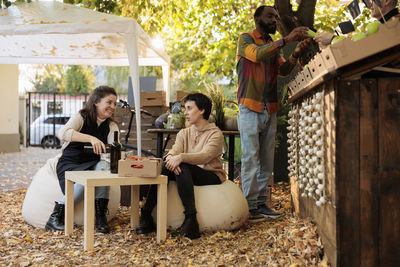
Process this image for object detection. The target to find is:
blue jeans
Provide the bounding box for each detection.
[238,104,277,210]
[58,161,110,205]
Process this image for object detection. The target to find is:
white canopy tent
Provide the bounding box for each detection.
[0,1,170,155]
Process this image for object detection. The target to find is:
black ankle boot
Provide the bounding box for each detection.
[95,198,110,234]
[45,202,65,231]
[136,209,155,234]
[173,214,200,239]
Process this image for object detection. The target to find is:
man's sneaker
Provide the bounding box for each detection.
[258,204,280,218]
[248,209,266,223]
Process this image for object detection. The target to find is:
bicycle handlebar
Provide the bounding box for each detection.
[119,99,152,116]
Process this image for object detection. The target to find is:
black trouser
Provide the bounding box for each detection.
[143,162,221,216]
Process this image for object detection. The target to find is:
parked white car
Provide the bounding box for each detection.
[29,114,71,148]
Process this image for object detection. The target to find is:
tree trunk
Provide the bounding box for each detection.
[275,0,319,66]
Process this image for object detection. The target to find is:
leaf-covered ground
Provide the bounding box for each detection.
[0,183,328,266]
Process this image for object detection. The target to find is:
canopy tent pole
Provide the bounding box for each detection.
[162,64,170,104]
[125,32,142,157]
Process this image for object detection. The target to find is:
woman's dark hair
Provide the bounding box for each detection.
[80,85,117,128]
[183,93,212,120]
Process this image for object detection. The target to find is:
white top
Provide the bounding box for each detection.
[59,113,119,152]
[0,1,170,66]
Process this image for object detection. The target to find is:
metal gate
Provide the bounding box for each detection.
[26,92,88,148]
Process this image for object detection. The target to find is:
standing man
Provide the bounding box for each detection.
[237,5,310,223]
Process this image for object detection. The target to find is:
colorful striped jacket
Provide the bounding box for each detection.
[236,29,297,114]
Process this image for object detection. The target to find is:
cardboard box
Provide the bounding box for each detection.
[118,157,162,177]
[287,79,297,96]
[308,56,322,81]
[141,91,166,106]
[303,67,313,82]
[312,52,329,78]
[291,16,400,99]
[295,72,306,92]
[321,17,400,71]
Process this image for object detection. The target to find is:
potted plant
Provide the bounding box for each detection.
[204,81,225,130]
[223,103,238,131]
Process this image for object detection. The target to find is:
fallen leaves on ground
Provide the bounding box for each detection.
[0,183,328,266]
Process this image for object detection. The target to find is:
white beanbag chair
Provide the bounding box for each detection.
[22,155,120,228]
[153,180,248,232]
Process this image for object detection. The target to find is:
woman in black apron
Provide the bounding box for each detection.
[45,86,119,234]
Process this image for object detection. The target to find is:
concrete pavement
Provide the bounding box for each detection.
[0,146,60,195]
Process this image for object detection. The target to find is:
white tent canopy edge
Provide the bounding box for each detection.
[0,1,171,156]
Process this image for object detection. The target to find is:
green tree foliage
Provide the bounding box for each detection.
[104,66,130,93]
[31,64,95,94]
[64,0,118,14]
[65,65,95,95]
[1,0,12,8]
[70,0,369,84]
[27,0,370,95]
[103,66,162,94]
[31,65,64,92]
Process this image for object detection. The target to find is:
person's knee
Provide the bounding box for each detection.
[178,163,191,172]
[162,162,191,175]
[161,162,169,175]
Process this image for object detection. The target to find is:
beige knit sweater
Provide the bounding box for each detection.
[167,123,226,182]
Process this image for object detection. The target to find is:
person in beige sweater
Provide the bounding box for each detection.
[136,93,226,239]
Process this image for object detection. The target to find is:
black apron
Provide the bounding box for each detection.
[56,119,110,194]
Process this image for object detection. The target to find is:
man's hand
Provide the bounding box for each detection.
[165,155,183,175]
[314,32,335,46]
[293,38,312,58]
[284,26,309,43]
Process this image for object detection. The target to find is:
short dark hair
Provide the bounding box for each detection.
[183,93,212,120]
[254,5,276,20]
[80,85,117,128]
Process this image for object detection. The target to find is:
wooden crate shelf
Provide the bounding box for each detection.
[113,105,169,154]
[289,77,400,267]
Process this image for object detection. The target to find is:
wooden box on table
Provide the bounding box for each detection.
[118,157,162,177]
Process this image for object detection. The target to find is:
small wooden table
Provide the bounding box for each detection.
[64,171,168,251]
[147,128,240,180]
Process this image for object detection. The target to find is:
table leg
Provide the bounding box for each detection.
[84,185,95,251]
[156,183,167,243]
[65,180,74,235]
[130,185,139,228]
[156,133,163,158]
[162,134,171,155]
[228,134,235,181]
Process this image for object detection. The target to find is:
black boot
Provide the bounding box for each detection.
[136,209,156,234]
[95,198,110,234]
[45,202,65,231]
[172,214,200,239]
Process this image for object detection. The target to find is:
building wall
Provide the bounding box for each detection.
[0,64,19,152]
